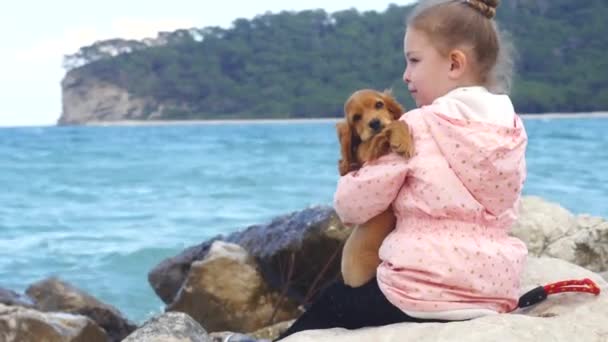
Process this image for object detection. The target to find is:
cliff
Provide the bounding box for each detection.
[60,71,163,125]
[58,0,608,124]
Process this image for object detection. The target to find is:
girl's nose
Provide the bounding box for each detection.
[403,69,410,84]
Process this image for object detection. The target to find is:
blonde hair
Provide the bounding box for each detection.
[408,0,514,94]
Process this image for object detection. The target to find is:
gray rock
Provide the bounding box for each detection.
[0,303,108,342]
[26,277,136,342]
[511,197,608,272]
[511,196,577,255]
[167,241,300,333]
[123,312,210,342]
[0,287,35,308]
[544,215,608,272]
[148,206,350,305]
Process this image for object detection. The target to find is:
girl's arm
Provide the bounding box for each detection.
[333,153,409,225]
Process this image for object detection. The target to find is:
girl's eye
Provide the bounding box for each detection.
[353,114,362,122]
[408,58,419,64]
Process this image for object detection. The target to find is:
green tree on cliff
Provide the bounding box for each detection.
[63,0,608,119]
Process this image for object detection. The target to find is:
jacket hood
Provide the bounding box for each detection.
[421,101,527,219]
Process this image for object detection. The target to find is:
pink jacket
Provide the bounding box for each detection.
[334,88,528,318]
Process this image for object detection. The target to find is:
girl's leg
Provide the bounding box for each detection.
[277,278,435,340]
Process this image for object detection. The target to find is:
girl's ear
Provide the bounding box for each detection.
[382,90,405,120]
[448,49,468,80]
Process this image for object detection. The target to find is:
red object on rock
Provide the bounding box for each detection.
[518,278,601,308]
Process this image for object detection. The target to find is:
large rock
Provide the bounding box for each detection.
[282,257,608,341]
[123,312,210,342]
[26,277,136,342]
[511,196,577,255]
[0,287,35,308]
[149,206,349,306]
[0,303,108,342]
[149,198,608,337]
[167,241,300,333]
[543,214,608,272]
[512,196,608,272]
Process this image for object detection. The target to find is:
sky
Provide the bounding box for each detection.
[0,0,415,127]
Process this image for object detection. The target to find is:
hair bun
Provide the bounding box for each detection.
[465,0,500,19]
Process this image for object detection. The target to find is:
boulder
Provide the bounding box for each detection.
[122,311,210,342]
[167,241,300,333]
[281,257,608,342]
[512,197,608,272]
[0,303,107,342]
[149,206,349,306]
[511,196,577,255]
[26,277,136,342]
[542,214,608,272]
[0,287,35,308]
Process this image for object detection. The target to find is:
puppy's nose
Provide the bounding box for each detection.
[369,119,382,131]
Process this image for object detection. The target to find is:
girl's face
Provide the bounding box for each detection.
[403,28,455,107]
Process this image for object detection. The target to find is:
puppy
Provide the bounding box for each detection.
[336,89,414,287]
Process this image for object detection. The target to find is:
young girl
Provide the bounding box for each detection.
[226,0,527,341]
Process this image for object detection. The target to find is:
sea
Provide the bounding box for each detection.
[1,116,607,323]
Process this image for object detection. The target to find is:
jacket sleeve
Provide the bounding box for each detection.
[333,153,409,225]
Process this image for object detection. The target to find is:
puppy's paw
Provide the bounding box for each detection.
[387,121,415,158]
[366,133,390,161]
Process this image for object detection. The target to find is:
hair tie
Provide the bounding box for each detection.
[463,0,497,19]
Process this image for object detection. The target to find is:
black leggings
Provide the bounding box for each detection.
[277,278,445,340]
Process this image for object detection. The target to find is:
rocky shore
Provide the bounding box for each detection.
[2,196,607,341]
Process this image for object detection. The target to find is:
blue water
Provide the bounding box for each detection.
[1,118,607,323]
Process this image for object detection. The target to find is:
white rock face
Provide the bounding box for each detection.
[59,72,165,125]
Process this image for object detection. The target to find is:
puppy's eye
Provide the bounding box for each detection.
[353,114,362,122]
[375,101,384,109]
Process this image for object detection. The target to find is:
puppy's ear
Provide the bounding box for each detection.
[337,121,356,176]
[382,90,405,120]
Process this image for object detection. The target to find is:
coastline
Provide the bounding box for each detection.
[520,111,608,119]
[82,117,342,127]
[79,111,608,127]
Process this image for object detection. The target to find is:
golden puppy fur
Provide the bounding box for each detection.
[336,89,414,287]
